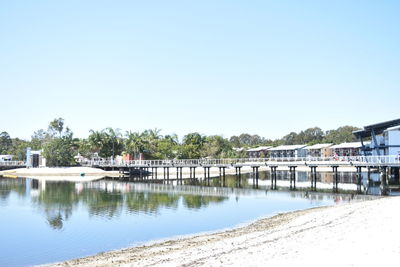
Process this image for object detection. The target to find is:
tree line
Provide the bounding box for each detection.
[0,118,360,166]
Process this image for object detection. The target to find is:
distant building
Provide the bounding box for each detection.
[268,145,307,158]
[304,143,333,157]
[246,146,272,158]
[330,142,369,157]
[0,155,13,162]
[353,118,400,156]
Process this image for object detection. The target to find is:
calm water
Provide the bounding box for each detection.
[0,176,370,266]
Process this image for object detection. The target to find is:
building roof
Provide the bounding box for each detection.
[268,145,307,151]
[330,142,370,149]
[353,118,400,138]
[385,125,400,132]
[246,146,272,152]
[304,143,333,150]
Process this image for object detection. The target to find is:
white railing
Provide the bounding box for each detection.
[80,155,400,167]
[0,161,25,166]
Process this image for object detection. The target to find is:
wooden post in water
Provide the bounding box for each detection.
[180,167,183,184]
[289,166,297,190]
[252,166,259,188]
[310,166,317,191]
[235,166,242,187]
[221,167,226,187]
[332,166,339,193]
[270,166,277,190]
[356,166,363,194]
[380,166,388,195]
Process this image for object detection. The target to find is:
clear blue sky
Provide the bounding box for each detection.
[1,0,399,140]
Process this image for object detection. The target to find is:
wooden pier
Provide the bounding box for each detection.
[81,156,400,194]
[0,161,25,171]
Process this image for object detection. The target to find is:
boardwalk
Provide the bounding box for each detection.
[0,161,25,171]
[80,156,400,168]
[79,156,399,195]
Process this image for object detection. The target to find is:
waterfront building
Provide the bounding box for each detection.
[246,146,272,158]
[384,126,400,156]
[0,155,13,162]
[268,145,307,158]
[304,143,333,157]
[329,142,368,157]
[353,118,400,156]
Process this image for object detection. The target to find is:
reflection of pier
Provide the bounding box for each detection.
[81,180,267,197]
[77,180,370,201]
[81,156,400,195]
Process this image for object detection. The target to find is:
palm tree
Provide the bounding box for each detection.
[125,131,147,159]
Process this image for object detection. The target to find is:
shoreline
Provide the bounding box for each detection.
[0,167,118,178]
[43,196,400,267]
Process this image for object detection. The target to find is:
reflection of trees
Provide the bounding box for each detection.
[81,190,123,219]
[126,192,179,214]
[0,178,26,202]
[182,195,226,209]
[47,213,64,230]
[0,179,230,231]
[34,182,78,230]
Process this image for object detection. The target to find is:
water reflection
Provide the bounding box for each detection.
[191,170,383,193]
[0,176,377,267]
[0,178,230,230]
[0,173,376,232]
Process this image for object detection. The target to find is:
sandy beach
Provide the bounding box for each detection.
[0,167,118,178]
[44,196,400,267]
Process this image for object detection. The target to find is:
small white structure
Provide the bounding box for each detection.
[268,145,307,158]
[29,150,46,167]
[304,143,333,157]
[246,146,272,158]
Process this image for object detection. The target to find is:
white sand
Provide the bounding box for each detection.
[45,196,400,267]
[0,167,118,177]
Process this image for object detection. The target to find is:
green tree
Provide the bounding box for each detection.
[323,126,360,144]
[202,135,234,158]
[180,132,205,159]
[9,138,30,160]
[0,131,12,154]
[125,131,147,159]
[88,128,124,159]
[31,129,49,150]
[42,119,78,166]
[48,118,65,138]
[151,134,179,159]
